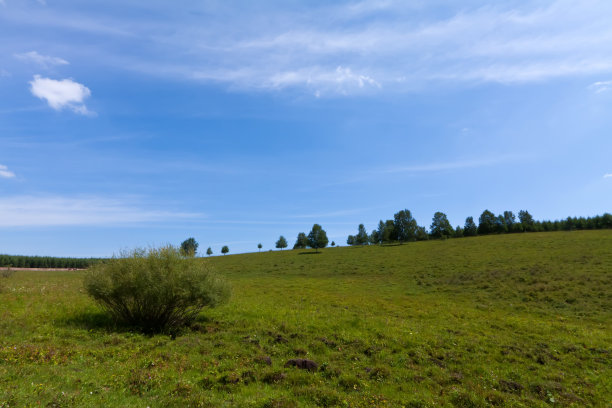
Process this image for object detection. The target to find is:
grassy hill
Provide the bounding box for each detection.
[1,231,610,407]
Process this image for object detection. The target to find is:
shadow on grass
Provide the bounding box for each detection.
[297,251,323,255]
[59,309,128,333]
[59,308,214,337]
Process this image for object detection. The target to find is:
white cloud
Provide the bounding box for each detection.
[383,155,527,174]
[7,0,612,94]
[604,173,612,178]
[15,51,68,68]
[0,196,200,227]
[29,75,93,115]
[0,165,16,179]
[589,80,612,93]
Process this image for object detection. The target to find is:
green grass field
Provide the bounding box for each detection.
[1,231,610,407]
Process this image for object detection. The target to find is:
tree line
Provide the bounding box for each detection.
[346,209,612,245]
[0,254,102,269]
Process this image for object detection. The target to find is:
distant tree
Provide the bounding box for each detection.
[478,210,497,235]
[355,224,369,245]
[495,215,508,234]
[376,220,386,244]
[307,224,329,253]
[384,220,397,242]
[454,225,464,238]
[518,210,535,231]
[503,211,516,231]
[257,243,262,252]
[394,209,418,243]
[368,230,379,245]
[415,226,429,241]
[221,246,229,255]
[293,232,308,249]
[276,236,288,250]
[180,237,199,257]
[347,235,355,246]
[464,216,478,236]
[430,212,453,239]
[206,247,213,256]
[331,241,336,247]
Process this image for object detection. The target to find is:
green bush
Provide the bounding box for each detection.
[84,246,230,333]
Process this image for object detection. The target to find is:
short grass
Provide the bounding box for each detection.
[0,230,610,407]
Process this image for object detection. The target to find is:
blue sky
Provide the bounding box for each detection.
[1,0,611,257]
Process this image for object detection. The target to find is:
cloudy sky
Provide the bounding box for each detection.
[1,0,611,256]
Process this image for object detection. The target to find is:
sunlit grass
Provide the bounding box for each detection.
[1,230,610,407]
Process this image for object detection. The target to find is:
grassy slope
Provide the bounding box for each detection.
[0,231,610,407]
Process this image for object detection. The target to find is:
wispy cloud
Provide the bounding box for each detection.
[0,164,16,179]
[604,173,612,178]
[5,1,612,95]
[589,80,612,93]
[15,51,69,68]
[382,155,526,174]
[29,75,94,115]
[0,196,200,227]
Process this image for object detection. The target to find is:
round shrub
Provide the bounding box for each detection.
[84,246,230,333]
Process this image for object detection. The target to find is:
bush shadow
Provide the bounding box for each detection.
[59,309,130,333]
[297,251,322,255]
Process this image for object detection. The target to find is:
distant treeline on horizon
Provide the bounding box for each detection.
[0,255,103,269]
[1,211,611,266]
[345,210,612,246]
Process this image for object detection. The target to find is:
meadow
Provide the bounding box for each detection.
[0,230,610,407]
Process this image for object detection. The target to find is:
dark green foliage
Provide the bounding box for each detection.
[293,232,308,249]
[331,241,335,247]
[430,212,453,239]
[415,226,429,241]
[354,224,369,245]
[495,215,508,234]
[464,217,478,237]
[180,237,198,257]
[206,247,213,256]
[503,211,516,230]
[307,224,329,252]
[0,254,101,269]
[221,246,229,255]
[346,235,355,245]
[368,230,379,244]
[258,243,263,252]
[518,210,535,231]
[394,209,418,243]
[454,226,464,238]
[83,246,230,333]
[383,219,397,242]
[276,236,288,250]
[478,210,497,235]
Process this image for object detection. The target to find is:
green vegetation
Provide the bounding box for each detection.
[84,247,230,333]
[180,238,199,257]
[276,236,288,250]
[0,254,101,269]
[1,231,610,407]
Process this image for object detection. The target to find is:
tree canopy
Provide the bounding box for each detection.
[221,246,229,255]
[180,237,199,257]
[276,236,288,250]
[293,232,308,249]
[430,212,453,238]
[394,210,418,243]
[307,224,329,252]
